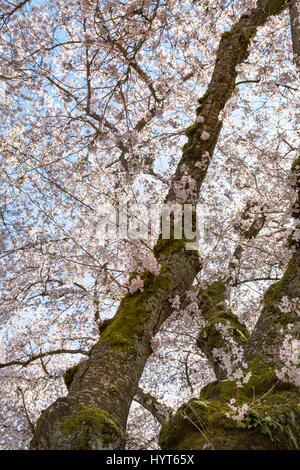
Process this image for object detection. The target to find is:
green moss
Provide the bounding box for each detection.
[200,358,277,402]
[248,253,299,361]
[182,143,190,154]
[200,281,227,312]
[100,269,172,350]
[291,156,300,231]
[98,318,113,335]
[184,90,210,138]
[159,386,300,450]
[99,235,199,352]
[263,256,297,323]
[236,407,299,449]
[185,122,200,138]
[269,0,289,16]
[57,404,121,449]
[100,292,148,350]
[221,31,234,39]
[153,237,188,258]
[244,358,277,395]
[63,364,81,390]
[200,379,235,402]
[196,90,210,115]
[160,353,299,449]
[291,156,300,173]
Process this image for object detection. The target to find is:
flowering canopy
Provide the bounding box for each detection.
[0,0,299,450]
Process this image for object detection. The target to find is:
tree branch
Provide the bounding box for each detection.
[133,387,172,425]
[0,349,89,369]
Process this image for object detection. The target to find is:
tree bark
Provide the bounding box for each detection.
[289,0,300,69]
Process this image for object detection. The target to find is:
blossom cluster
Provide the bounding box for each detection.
[212,321,251,387]
[225,398,250,422]
[275,332,300,386]
[277,296,300,316]
[128,275,144,294]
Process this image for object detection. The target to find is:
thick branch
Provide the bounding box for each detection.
[133,387,172,426]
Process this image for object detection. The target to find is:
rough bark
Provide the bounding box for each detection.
[30,0,289,450]
[289,0,300,69]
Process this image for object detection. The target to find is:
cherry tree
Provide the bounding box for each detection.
[0,0,299,450]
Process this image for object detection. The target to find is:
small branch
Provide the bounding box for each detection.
[233,276,280,286]
[39,357,50,376]
[275,82,299,91]
[184,352,194,393]
[236,79,261,85]
[0,349,89,369]
[17,386,35,435]
[0,0,31,27]
[184,404,215,450]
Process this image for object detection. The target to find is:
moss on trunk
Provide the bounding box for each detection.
[159,363,299,450]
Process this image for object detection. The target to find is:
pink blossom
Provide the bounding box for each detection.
[200,131,210,141]
[128,275,144,294]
